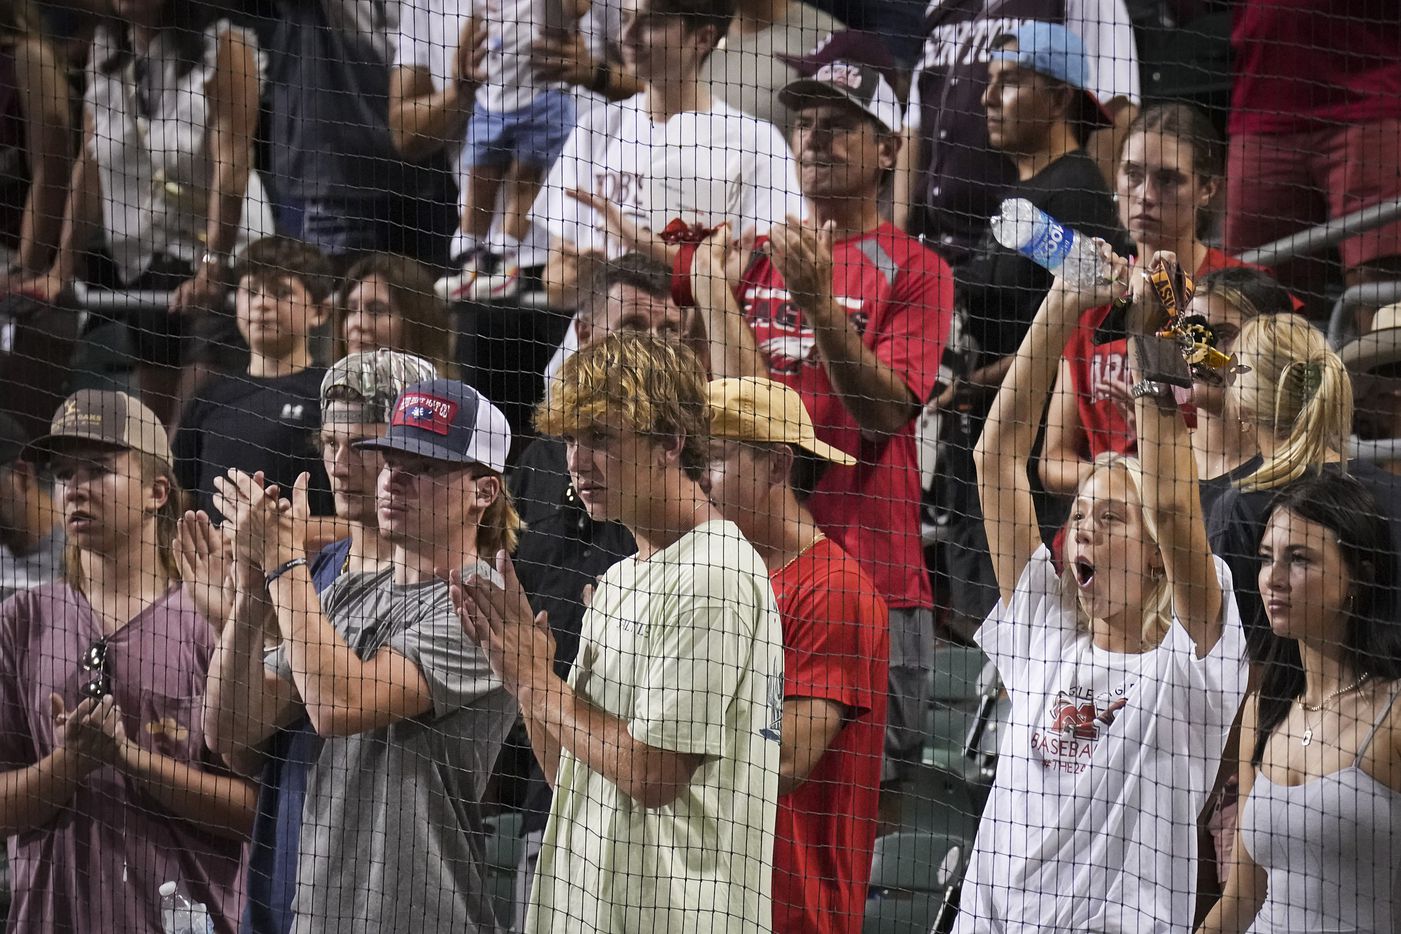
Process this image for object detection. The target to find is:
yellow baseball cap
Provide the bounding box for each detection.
[707,377,856,466]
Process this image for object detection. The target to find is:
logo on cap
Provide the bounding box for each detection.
[816,62,867,92]
[393,393,459,436]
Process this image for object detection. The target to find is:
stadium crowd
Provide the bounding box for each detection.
[0,0,1397,931]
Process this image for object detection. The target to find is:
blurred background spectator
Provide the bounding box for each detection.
[264,0,460,272]
[698,0,843,132]
[896,0,1139,265]
[332,251,458,379]
[0,0,70,286]
[0,414,61,602]
[1223,0,1401,316]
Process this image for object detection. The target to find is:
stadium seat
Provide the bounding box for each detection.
[864,830,966,934]
[900,764,983,844]
[928,643,988,705]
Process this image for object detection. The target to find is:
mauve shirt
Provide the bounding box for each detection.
[0,582,246,933]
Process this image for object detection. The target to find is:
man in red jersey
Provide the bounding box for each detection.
[694,44,953,789]
[702,376,889,934]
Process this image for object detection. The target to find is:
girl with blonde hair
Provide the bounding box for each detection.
[1207,312,1401,660]
[959,249,1248,932]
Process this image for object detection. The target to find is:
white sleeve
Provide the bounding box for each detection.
[975,546,1074,689]
[391,1,430,70]
[531,102,611,252]
[1067,0,1141,107]
[735,121,809,235]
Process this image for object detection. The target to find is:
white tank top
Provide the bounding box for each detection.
[1241,682,1401,934]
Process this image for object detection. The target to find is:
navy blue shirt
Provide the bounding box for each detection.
[240,537,351,934]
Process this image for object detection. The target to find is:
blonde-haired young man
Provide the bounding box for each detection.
[452,331,783,933]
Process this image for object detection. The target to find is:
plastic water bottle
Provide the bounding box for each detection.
[991,198,1107,286]
[159,881,213,934]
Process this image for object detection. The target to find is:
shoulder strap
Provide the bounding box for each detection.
[1355,680,1401,764]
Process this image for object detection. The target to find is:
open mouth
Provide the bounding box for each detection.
[1073,559,1096,588]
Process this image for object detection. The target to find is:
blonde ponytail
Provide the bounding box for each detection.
[1230,314,1352,492]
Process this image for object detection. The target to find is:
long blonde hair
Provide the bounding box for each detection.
[1229,314,1352,492]
[1062,453,1173,644]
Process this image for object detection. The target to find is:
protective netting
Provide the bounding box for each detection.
[0,1,1397,932]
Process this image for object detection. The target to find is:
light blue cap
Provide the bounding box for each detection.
[988,21,1110,126]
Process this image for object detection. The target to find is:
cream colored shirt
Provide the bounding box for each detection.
[526,520,784,934]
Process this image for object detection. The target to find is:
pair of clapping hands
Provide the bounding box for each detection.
[565,188,840,311]
[175,470,309,629]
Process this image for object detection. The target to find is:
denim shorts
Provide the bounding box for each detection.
[462,89,576,172]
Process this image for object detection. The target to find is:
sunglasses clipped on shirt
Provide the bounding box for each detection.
[80,637,110,700]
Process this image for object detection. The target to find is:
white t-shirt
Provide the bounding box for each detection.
[533,94,807,256]
[955,546,1247,934]
[903,0,1141,130]
[394,0,564,114]
[526,519,784,934]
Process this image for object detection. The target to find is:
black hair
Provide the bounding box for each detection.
[1197,266,1296,320]
[100,1,219,82]
[1252,474,1401,766]
[579,252,672,322]
[233,236,336,304]
[646,0,737,36]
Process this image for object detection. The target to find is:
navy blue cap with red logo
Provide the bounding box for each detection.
[354,379,511,473]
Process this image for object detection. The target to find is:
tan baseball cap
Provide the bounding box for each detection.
[322,349,438,424]
[707,377,856,465]
[26,389,172,467]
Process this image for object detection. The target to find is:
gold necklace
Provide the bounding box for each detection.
[1299,674,1372,747]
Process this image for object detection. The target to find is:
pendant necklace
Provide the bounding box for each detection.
[1299,674,1371,747]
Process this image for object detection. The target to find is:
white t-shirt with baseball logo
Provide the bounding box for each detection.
[957,546,1247,934]
[526,519,784,934]
[533,94,806,256]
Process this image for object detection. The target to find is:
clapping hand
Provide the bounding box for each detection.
[566,188,666,262]
[176,510,234,630]
[212,470,301,570]
[766,216,835,316]
[51,693,127,769]
[448,550,556,698]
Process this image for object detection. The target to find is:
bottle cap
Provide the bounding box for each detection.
[159,881,178,898]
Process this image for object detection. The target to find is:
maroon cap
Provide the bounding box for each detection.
[777,30,899,91]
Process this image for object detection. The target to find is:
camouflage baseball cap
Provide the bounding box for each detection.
[26,390,172,466]
[321,349,438,424]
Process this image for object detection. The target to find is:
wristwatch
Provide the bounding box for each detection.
[1130,379,1168,399]
[1130,379,1177,411]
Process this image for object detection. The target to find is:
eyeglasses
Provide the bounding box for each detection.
[80,637,110,700]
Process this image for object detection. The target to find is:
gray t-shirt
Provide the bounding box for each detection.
[270,564,515,934]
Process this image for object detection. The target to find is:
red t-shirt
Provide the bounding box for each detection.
[739,222,953,609]
[1230,0,1401,135]
[1062,248,1250,459]
[771,537,889,934]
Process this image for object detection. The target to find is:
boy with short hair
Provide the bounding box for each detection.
[452,331,783,933]
[172,235,336,521]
